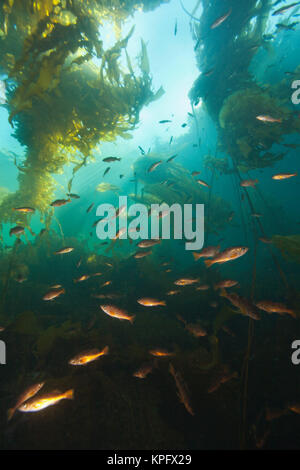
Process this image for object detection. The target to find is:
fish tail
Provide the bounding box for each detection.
[204,259,213,268]
[161,301,167,306]
[65,389,74,400]
[129,315,135,324]
[102,345,109,355]
[7,408,15,421]
[192,252,200,261]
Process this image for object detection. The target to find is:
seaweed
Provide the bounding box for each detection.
[0,0,168,223]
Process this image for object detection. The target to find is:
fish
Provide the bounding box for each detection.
[208,368,238,393]
[103,157,121,162]
[272,172,297,180]
[96,183,119,193]
[259,237,272,244]
[214,280,239,290]
[181,123,187,128]
[73,274,90,283]
[276,22,299,30]
[67,193,80,199]
[54,247,74,255]
[137,298,166,307]
[103,167,111,177]
[134,249,152,259]
[138,146,145,155]
[255,300,296,318]
[100,304,135,323]
[148,160,162,173]
[7,382,45,421]
[101,281,112,287]
[50,199,71,207]
[192,171,201,176]
[137,240,161,248]
[159,120,172,124]
[272,2,300,16]
[174,278,199,286]
[69,346,109,365]
[169,363,194,416]
[133,361,154,379]
[196,179,209,187]
[166,154,177,162]
[177,315,207,337]
[240,179,258,187]
[204,246,248,268]
[220,289,261,320]
[192,245,220,260]
[9,226,24,236]
[18,389,74,412]
[174,19,177,35]
[113,227,127,240]
[12,207,35,213]
[210,8,232,29]
[43,287,65,301]
[256,115,282,123]
[166,290,180,296]
[288,404,300,414]
[149,349,174,357]
[86,203,94,213]
[169,136,173,145]
[195,284,210,291]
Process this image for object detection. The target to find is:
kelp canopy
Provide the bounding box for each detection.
[189,0,300,171]
[0,0,168,224]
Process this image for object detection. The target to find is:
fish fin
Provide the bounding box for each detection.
[130,315,135,324]
[204,259,213,268]
[7,408,15,421]
[65,389,74,400]
[192,252,200,261]
[102,345,109,355]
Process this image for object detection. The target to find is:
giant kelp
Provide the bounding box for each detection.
[189,0,273,120]
[188,0,300,171]
[218,86,299,170]
[272,234,300,264]
[0,0,168,223]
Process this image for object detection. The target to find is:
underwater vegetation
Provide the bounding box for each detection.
[189,0,300,171]
[0,0,299,453]
[272,235,300,265]
[0,0,167,224]
[218,86,300,171]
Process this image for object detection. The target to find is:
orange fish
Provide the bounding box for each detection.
[256,115,282,123]
[100,304,135,323]
[18,389,74,412]
[149,349,174,357]
[69,346,109,365]
[54,247,74,255]
[43,287,65,301]
[174,278,199,286]
[255,300,296,318]
[7,382,45,421]
[204,246,248,268]
[137,298,166,307]
[12,207,35,213]
[272,173,297,180]
[133,362,155,379]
